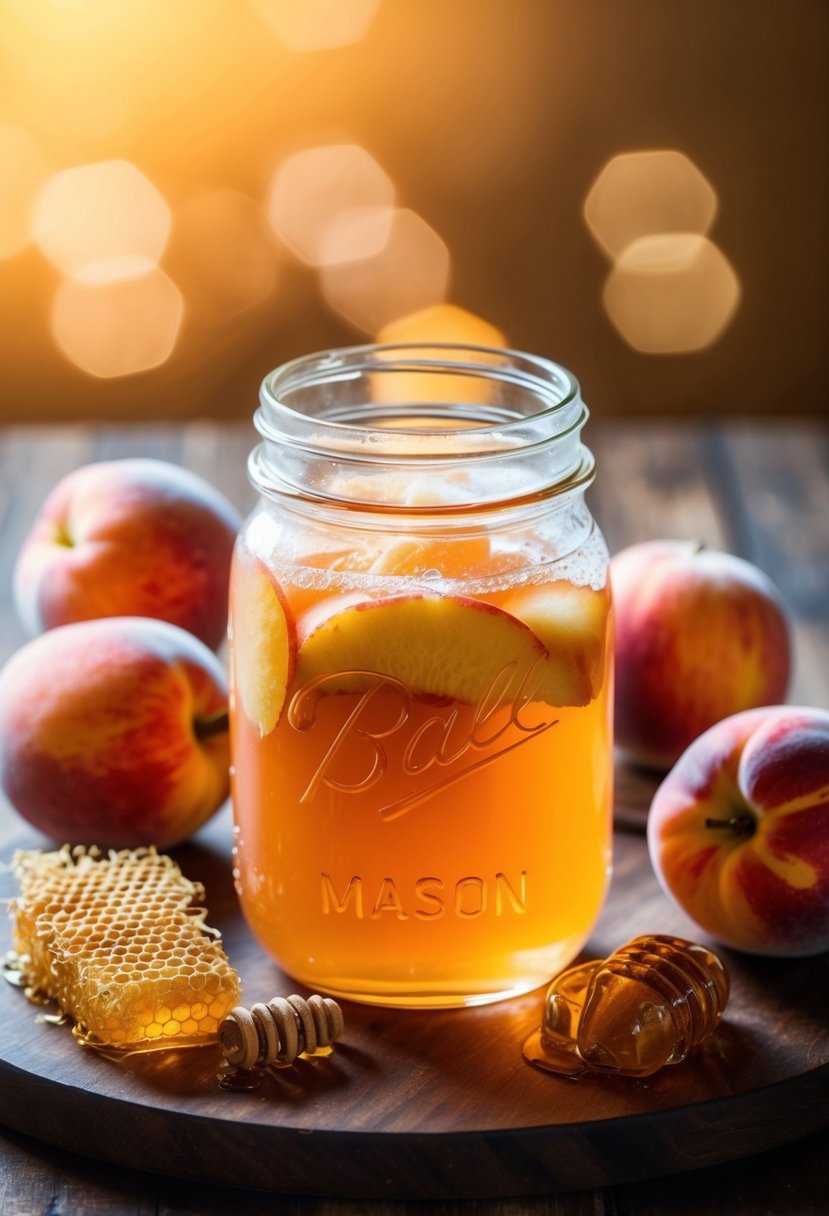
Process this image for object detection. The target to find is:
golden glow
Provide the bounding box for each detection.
[377,303,505,348]
[51,269,183,378]
[250,0,381,51]
[603,234,740,353]
[168,190,278,322]
[0,4,778,417]
[6,0,176,38]
[0,125,49,259]
[267,143,395,266]
[32,160,172,282]
[373,304,507,404]
[584,150,718,261]
[2,0,229,145]
[320,208,450,334]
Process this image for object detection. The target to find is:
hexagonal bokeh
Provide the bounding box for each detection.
[0,125,49,259]
[32,159,172,281]
[373,304,507,406]
[266,142,395,266]
[50,269,183,377]
[584,150,718,261]
[377,302,505,348]
[320,208,450,334]
[250,0,381,51]
[603,233,740,353]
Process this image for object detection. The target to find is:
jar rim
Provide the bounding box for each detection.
[252,343,592,515]
[258,342,583,444]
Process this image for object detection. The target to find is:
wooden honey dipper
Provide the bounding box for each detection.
[218,994,344,1069]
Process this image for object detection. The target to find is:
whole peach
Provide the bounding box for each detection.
[0,617,230,849]
[648,706,829,957]
[612,540,791,769]
[13,458,241,651]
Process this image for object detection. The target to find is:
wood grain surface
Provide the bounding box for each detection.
[1,809,826,1200]
[0,419,827,1215]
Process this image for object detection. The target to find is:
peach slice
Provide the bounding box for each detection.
[294,592,548,706]
[232,555,297,735]
[502,581,610,707]
[368,535,492,579]
[293,543,381,573]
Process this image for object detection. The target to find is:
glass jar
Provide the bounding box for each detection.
[228,344,613,1008]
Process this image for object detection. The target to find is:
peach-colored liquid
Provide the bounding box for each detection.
[229,555,613,1008]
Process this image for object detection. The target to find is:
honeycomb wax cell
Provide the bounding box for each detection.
[11,845,240,1052]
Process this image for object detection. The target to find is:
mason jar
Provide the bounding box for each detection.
[228,344,613,1008]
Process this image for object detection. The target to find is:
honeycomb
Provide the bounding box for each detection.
[10,845,241,1053]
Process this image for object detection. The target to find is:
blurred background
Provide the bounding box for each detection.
[0,0,826,423]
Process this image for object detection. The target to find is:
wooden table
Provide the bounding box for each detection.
[0,419,827,1215]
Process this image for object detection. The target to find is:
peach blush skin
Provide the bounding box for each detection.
[13,458,241,651]
[647,706,829,957]
[612,541,791,770]
[0,617,230,849]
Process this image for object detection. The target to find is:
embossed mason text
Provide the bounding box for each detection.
[321,871,529,920]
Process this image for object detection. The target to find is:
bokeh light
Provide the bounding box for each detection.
[266,143,394,266]
[603,233,740,353]
[0,4,822,423]
[167,189,278,322]
[32,160,172,282]
[316,207,396,268]
[0,125,49,259]
[373,304,507,405]
[250,0,381,52]
[584,150,718,261]
[377,303,505,348]
[51,270,184,378]
[320,208,450,334]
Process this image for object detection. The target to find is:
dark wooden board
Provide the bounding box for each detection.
[1,804,827,1201]
[0,420,827,1207]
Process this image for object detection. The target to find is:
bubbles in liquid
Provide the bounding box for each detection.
[249,519,608,600]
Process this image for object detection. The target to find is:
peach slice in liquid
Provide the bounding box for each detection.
[232,554,296,735]
[368,535,492,579]
[294,591,549,706]
[500,581,610,707]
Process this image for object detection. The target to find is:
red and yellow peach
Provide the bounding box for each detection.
[648,705,829,957]
[14,458,241,651]
[0,617,230,849]
[612,540,791,770]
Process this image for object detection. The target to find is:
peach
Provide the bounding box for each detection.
[14,458,241,651]
[294,592,549,705]
[0,617,230,849]
[502,580,611,707]
[230,552,297,736]
[612,540,791,769]
[368,535,492,579]
[648,706,829,957]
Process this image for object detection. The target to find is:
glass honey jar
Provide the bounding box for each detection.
[229,344,613,1007]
